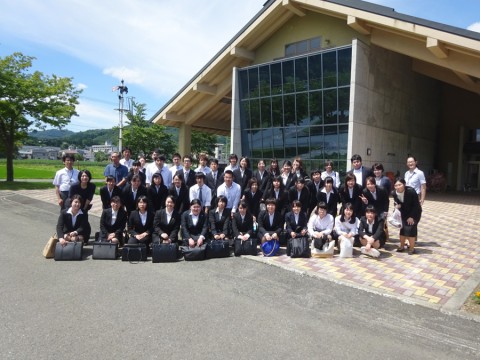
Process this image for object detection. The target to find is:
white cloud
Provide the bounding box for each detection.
[467,22,480,32]
[77,83,88,90]
[103,67,145,85]
[70,100,119,131]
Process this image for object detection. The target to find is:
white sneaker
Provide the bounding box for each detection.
[361,246,380,258]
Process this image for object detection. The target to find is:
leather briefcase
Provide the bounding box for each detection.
[287,237,311,258]
[93,242,118,260]
[234,238,257,256]
[205,240,230,259]
[54,241,83,261]
[122,244,147,263]
[180,245,206,261]
[152,243,178,263]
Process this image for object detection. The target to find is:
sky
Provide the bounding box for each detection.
[1,0,479,132]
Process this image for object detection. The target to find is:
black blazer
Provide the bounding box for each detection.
[392,186,422,223]
[128,210,154,236]
[362,186,389,216]
[288,186,310,214]
[242,189,263,218]
[126,170,146,187]
[316,189,340,218]
[339,184,364,217]
[56,210,89,238]
[284,210,308,235]
[264,188,289,218]
[168,184,190,214]
[281,172,296,191]
[122,184,148,214]
[257,210,284,238]
[147,184,168,212]
[253,170,270,194]
[206,171,224,194]
[100,185,122,209]
[233,168,253,193]
[307,180,325,211]
[153,208,181,243]
[176,169,196,189]
[231,211,254,238]
[347,167,374,189]
[358,216,386,242]
[99,207,128,240]
[208,208,231,237]
[181,211,208,242]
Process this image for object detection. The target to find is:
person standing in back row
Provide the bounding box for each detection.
[405,156,426,206]
[347,154,373,189]
[53,154,79,210]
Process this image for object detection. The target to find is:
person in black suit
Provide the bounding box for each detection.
[288,177,310,214]
[316,176,340,218]
[358,205,386,256]
[56,194,89,246]
[208,195,231,241]
[257,198,284,244]
[100,176,122,210]
[253,159,270,194]
[127,195,154,245]
[176,155,196,189]
[169,174,190,214]
[233,156,253,193]
[264,175,289,219]
[231,200,254,244]
[206,158,224,198]
[98,196,128,244]
[125,160,146,187]
[285,200,308,240]
[339,173,364,217]
[372,163,392,194]
[307,169,325,217]
[280,160,296,191]
[147,173,168,212]
[181,199,209,248]
[122,174,148,217]
[242,178,263,218]
[360,177,389,219]
[347,154,373,189]
[152,195,181,244]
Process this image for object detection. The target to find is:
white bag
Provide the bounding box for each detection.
[338,236,353,258]
[388,208,402,229]
[361,246,380,258]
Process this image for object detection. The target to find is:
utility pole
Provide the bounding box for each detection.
[113,80,128,153]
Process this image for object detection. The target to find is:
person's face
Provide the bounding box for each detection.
[292,161,299,171]
[343,207,353,219]
[352,159,362,170]
[273,179,280,189]
[111,154,120,165]
[139,158,146,167]
[347,179,355,188]
[64,157,74,169]
[196,177,204,186]
[230,158,237,166]
[200,158,207,166]
[258,161,265,171]
[155,158,164,168]
[111,201,120,211]
[172,156,181,166]
[283,164,291,173]
[173,176,181,187]
[165,198,174,210]
[318,207,327,218]
[183,158,192,169]
[80,173,89,183]
[366,211,375,222]
[325,164,333,172]
[240,158,247,168]
[210,162,218,172]
[191,203,201,215]
[267,202,276,214]
[151,151,159,160]
[407,157,416,170]
[394,181,405,193]
[106,179,115,189]
[217,200,226,210]
[325,182,333,191]
[292,204,301,214]
[271,161,278,169]
[295,182,304,190]
[224,173,233,186]
[250,182,258,192]
[373,168,383,177]
[71,198,81,210]
[153,176,162,186]
[123,149,131,159]
[138,200,147,211]
[366,181,376,192]
[238,206,247,216]
[132,178,141,189]
[312,173,321,183]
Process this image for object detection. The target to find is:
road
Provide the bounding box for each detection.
[0,192,479,360]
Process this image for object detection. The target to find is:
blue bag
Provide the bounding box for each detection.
[261,239,279,257]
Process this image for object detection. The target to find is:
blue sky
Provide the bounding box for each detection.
[1,0,479,132]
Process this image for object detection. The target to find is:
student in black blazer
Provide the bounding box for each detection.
[231,200,255,244]
[169,174,190,215]
[176,155,196,189]
[152,195,181,244]
[127,195,154,245]
[233,156,253,193]
[98,196,128,244]
[280,160,296,191]
[122,174,148,216]
[208,195,231,241]
[358,205,386,257]
[287,177,310,214]
[242,178,264,218]
[360,177,389,218]
[147,173,168,212]
[316,177,340,218]
[285,200,308,240]
[205,158,224,196]
[181,199,209,248]
[56,194,89,245]
[347,154,374,189]
[264,176,289,219]
[100,176,122,209]
[339,173,364,217]
[253,159,270,194]
[257,198,284,244]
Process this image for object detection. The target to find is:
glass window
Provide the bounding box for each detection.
[310,37,321,51]
[309,91,322,126]
[283,60,294,94]
[240,100,250,129]
[296,40,308,54]
[338,48,352,87]
[283,94,296,127]
[338,87,350,124]
[250,99,261,129]
[271,62,282,95]
[308,54,322,90]
[260,98,271,128]
[295,57,308,92]
[248,68,259,98]
[272,128,285,159]
[310,126,324,160]
[272,96,283,127]
[324,125,338,160]
[259,65,270,97]
[323,51,337,88]
[285,43,295,57]
[239,70,249,99]
[296,93,309,127]
[323,89,338,125]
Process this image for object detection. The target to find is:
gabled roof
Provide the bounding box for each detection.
[151,0,480,134]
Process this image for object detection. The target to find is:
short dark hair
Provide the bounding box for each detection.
[365,205,376,214]
[62,154,75,162]
[351,154,362,162]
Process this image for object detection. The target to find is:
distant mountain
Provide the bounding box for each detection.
[29,129,75,139]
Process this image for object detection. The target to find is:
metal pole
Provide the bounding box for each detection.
[114,80,128,154]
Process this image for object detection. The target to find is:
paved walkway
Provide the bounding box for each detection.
[11,189,480,313]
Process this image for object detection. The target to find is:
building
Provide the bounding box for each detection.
[91,141,117,154]
[151,0,480,190]
[18,146,60,160]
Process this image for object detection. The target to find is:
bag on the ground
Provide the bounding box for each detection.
[180,244,206,261]
[234,238,257,256]
[388,208,402,229]
[93,242,118,260]
[152,243,178,263]
[122,244,147,263]
[338,236,353,258]
[43,233,58,258]
[205,240,230,259]
[261,239,280,257]
[287,237,311,258]
[54,241,83,261]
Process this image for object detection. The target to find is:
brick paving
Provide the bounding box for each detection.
[9,189,480,310]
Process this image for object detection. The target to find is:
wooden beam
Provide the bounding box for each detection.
[163,112,186,122]
[230,47,255,61]
[347,15,371,35]
[426,37,448,59]
[193,83,217,96]
[282,0,306,17]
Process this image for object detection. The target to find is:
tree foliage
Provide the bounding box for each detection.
[190,130,217,159]
[122,100,176,158]
[0,52,81,181]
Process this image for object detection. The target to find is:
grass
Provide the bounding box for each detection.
[0,180,106,193]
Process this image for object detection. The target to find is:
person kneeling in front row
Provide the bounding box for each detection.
[308,201,335,257]
[358,205,386,258]
[98,196,128,244]
[56,194,89,246]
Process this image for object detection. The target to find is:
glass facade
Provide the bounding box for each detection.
[238,46,352,173]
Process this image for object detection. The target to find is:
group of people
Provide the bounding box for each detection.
[53,148,425,257]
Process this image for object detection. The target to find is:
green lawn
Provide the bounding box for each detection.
[0,180,105,192]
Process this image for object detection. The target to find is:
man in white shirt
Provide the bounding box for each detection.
[216,170,241,214]
[146,154,172,188]
[169,152,183,178]
[194,153,212,175]
[53,154,79,210]
[189,172,212,213]
[224,153,239,172]
[405,156,426,205]
[119,147,133,170]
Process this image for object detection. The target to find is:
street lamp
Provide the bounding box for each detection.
[113,80,128,153]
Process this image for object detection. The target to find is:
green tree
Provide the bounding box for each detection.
[191,130,217,159]
[94,151,109,162]
[0,52,81,181]
[123,101,175,158]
